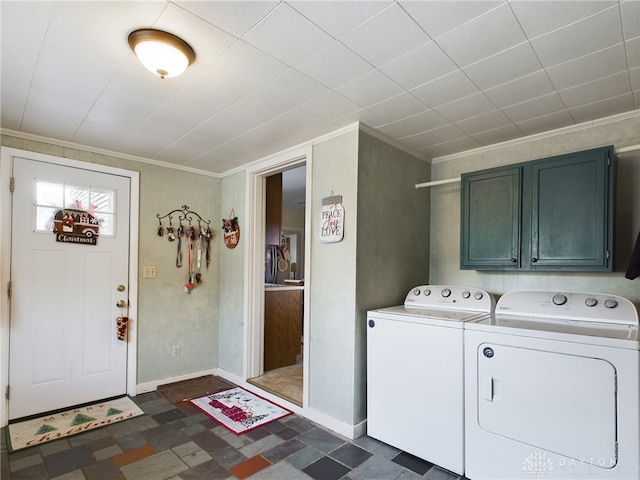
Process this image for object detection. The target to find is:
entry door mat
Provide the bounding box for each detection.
[189,387,292,435]
[158,374,234,404]
[7,396,145,451]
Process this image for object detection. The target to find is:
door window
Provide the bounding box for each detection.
[35,180,116,236]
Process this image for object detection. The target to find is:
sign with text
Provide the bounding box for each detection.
[320,197,344,243]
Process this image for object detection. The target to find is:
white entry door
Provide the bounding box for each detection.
[9,156,131,420]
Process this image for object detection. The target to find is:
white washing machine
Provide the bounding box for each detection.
[367,285,495,475]
[465,290,640,480]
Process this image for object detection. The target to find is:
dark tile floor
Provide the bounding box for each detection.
[1,385,467,480]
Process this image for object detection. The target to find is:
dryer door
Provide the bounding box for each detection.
[477,344,617,467]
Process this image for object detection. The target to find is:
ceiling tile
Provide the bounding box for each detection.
[336,69,404,108]
[379,41,458,90]
[242,3,334,66]
[340,3,430,66]
[398,1,502,40]
[398,124,468,149]
[208,91,290,132]
[546,44,629,91]
[530,7,624,68]
[568,92,634,123]
[176,1,279,38]
[73,107,145,145]
[301,91,362,120]
[502,92,566,123]
[204,40,289,90]
[31,41,119,101]
[631,67,640,91]
[463,42,542,90]
[1,1,54,62]
[411,70,481,107]
[190,118,243,144]
[185,64,255,108]
[472,124,524,146]
[455,110,513,136]
[21,106,83,141]
[288,1,393,38]
[162,91,226,122]
[436,3,528,67]
[484,70,556,109]
[516,110,575,136]
[434,92,497,123]
[376,109,449,139]
[621,0,640,40]
[296,41,374,89]
[559,71,633,108]
[153,132,223,164]
[367,92,429,124]
[626,37,640,70]
[510,1,617,39]
[248,108,327,143]
[261,69,330,108]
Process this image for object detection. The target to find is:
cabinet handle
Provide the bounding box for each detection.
[531,257,538,263]
[511,258,517,263]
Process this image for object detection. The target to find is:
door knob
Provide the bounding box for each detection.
[116,299,127,308]
[117,285,126,292]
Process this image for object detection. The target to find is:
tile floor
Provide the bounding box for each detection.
[1,382,467,480]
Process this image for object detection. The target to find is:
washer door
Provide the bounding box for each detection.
[477,344,617,467]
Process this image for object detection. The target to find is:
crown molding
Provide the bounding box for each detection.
[0,128,221,178]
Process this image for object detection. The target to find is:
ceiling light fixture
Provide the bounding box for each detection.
[128,28,195,79]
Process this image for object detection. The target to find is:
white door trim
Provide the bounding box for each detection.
[244,146,312,406]
[0,146,139,426]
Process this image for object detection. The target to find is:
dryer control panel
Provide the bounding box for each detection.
[404,285,495,313]
[496,291,638,325]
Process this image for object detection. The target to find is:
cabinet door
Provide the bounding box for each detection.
[530,147,613,270]
[461,166,521,269]
[264,289,302,371]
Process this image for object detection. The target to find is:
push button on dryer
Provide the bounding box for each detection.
[604,298,618,309]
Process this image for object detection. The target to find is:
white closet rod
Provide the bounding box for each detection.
[415,144,640,189]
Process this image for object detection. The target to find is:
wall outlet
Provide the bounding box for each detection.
[172,345,181,357]
[142,265,156,278]
[143,265,157,278]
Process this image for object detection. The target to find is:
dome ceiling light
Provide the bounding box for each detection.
[127,28,195,79]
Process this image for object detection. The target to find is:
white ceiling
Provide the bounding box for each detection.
[1,1,639,175]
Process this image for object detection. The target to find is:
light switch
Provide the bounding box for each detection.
[143,265,157,278]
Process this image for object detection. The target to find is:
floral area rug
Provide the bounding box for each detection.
[189,387,292,435]
[7,396,144,451]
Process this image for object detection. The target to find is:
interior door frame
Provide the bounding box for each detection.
[245,145,312,406]
[0,147,140,427]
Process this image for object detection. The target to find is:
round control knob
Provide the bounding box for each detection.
[474,292,484,300]
[585,297,598,307]
[441,288,451,298]
[552,294,567,306]
[413,288,421,296]
[604,298,618,309]
[423,289,431,296]
[462,291,470,299]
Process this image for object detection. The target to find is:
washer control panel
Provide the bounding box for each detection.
[497,291,639,325]
[405,285,495,313]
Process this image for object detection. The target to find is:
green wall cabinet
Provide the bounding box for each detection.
[461,146,615,271]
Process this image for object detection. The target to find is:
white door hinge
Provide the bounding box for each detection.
[5,385,10,401]
[9,176,15,192]
[7,281,11,298]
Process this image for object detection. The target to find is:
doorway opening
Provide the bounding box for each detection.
[245,153,309,408]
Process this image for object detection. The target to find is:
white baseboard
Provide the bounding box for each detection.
[135,368,219,395]
[215,368,366,440]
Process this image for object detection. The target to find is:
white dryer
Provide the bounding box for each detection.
[367,285,495,475]
[464,290,639,480]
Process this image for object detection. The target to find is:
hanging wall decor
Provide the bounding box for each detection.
[320,193,344,243]
[222,210,240,249]
[156,205,212,293]
[52,208,100,245]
